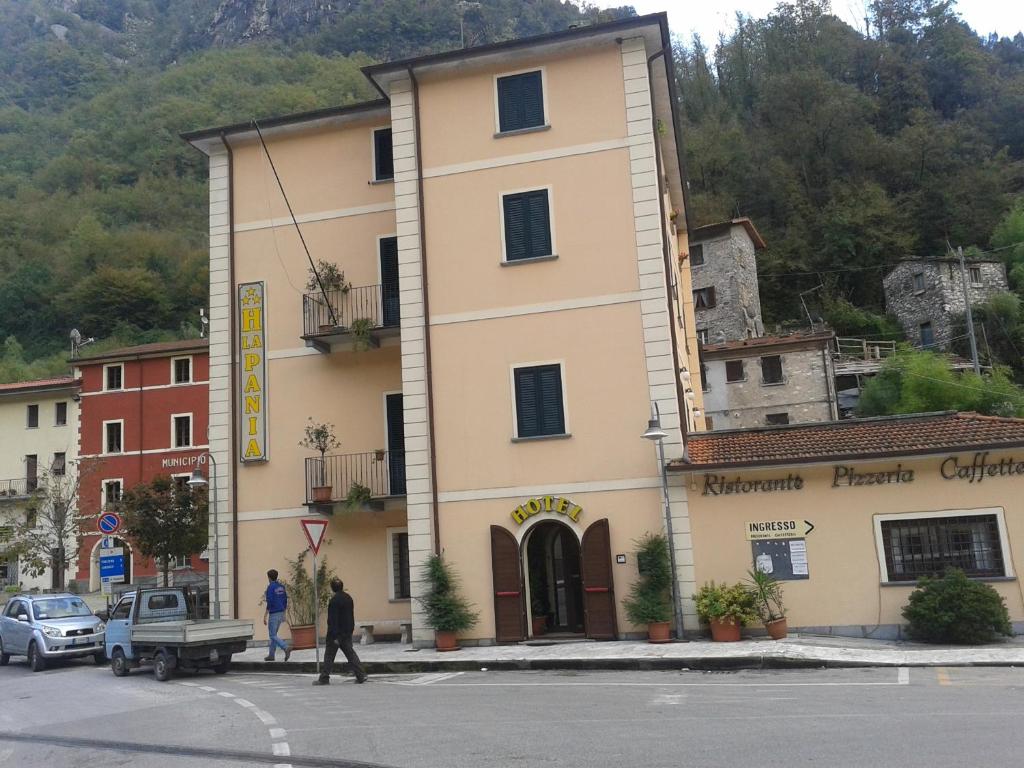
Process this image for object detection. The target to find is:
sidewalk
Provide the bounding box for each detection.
[232,633,1024,673]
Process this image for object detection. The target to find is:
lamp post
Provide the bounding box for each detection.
[642,403,685,641]
[187,452,219,619]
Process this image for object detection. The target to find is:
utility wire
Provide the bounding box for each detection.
[252,120,337,326]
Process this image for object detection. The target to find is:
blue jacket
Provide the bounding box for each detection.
[265,580,288,614]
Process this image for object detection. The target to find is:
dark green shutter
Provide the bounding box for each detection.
[503,194,527,261]
[504,190,550,262]
[525,190,551,258]
[515,365,564,438]
[498,71,544,133]
[374,128,393,180]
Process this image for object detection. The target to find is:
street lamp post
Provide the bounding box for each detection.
[642,403,686,641]
[187,453,219,620]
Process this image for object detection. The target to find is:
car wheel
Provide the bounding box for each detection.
[111,647,129,677]
[93,650,106,665]
[0,637,9,666]
[153,651,172,682]
[214,656,231,674]
[28,642,46,673]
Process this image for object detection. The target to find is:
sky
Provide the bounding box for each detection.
[618,1,1024,46]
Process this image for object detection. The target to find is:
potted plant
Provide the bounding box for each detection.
[282,550,335,650]
[299,418,340,503]
[746,568,788,640]
[374,448,386,462]
[694,581,758,642]
[419,554,478,651]
[349,317,376,351]
[307,261,351,333]
[343,482,373,513]
[622,533,673,643]
[530,594,547,637]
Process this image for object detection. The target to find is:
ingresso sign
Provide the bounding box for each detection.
[238,281,268,463]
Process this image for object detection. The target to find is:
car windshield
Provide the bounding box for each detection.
[32,598,92,620]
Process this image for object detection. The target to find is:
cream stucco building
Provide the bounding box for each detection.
[0,377,80,591]
[185,13,706,643]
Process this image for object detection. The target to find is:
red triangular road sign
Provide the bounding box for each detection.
[300,518,329,556]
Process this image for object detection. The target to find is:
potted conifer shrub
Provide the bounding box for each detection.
[299,418,340,503]
[282,550,335,650]
[746,568,788,640]
[623,533,673,643]
[419,554,478,651]
[695,581,758,642]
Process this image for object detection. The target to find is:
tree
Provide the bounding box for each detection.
[4,461,91,590]
[118,476,209,587]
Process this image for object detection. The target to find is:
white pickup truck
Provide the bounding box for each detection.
[102,588,253,681]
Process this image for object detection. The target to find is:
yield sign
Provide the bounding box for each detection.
[300,518,329,556]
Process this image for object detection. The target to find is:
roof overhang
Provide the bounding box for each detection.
[0,379,80,398]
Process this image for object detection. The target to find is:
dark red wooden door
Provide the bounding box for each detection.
[581,518,617,639]
[490,526,525,643]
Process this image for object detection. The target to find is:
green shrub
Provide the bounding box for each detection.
[694,581,758,626]
[902,569,1012,644]
[623,533,673,625]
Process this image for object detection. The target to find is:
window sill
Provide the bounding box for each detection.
[389,598,411,604]
[26,426,38,430]
[494,124,551,138]
[369,178,394,185]
[760,380,787,387]
[501,254,558,267]
[881,576,1016,587]
[726,379,747,385]
[512,433,572,443]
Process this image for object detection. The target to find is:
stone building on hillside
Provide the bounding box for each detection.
[700,331,838,430]
[689,218,766,344]
[883,258,1009,350]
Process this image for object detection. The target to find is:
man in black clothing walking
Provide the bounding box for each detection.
[313,578,366,685]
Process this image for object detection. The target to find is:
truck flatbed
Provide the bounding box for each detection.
[130,619,254,646]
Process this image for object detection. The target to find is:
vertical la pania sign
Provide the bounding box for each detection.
[238,282,268,462]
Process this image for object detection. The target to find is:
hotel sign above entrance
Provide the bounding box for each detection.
[238,281,268,463]
[511,496,583,525]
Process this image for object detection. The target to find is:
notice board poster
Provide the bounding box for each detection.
[751,538,809,580]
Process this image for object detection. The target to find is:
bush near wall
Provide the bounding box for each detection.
[902,569,1012,645]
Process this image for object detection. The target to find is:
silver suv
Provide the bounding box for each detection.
[0,594,106,672]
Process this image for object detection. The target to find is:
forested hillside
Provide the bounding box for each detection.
[0,0,1022,383]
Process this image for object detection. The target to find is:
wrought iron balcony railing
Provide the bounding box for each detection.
[0,478,35,500]
[302,283,401,340]
[304,450,406,506]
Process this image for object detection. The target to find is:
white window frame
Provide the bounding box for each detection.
[103,363,124,392]
[102,419,125,455]
[370,126,394,183]
[493,66,550,135]
[101,478,124,509]
[171,413,193,449]
[171,472,192,491]
[170,355,193,385]
[873,507,1014,583]
[498,185,557,264]
[386,526,410,601]
[509,360,571,440]
[697,328,710,345]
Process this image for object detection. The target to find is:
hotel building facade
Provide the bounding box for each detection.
[185,14,706,642]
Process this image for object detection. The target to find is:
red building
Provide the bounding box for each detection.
[73,340,210,592]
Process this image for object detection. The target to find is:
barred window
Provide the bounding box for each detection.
[880,514,1005,582]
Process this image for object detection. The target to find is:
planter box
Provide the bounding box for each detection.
[311,486,332,503]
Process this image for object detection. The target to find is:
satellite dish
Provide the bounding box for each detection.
[69,328,96,359]
[199,308,209,338]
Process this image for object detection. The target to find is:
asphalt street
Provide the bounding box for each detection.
[1,659,1023,767]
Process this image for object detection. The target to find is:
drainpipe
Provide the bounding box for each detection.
[406,67,441,554]
[220,131,241,618]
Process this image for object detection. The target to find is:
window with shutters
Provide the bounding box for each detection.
[693,287,716,309]
[725,360,745,382]
[760,355,784,385]
[912,272,925,293]
[513,363,566,439]
[25,455,37,492]
[496,70,545,134]
[388,528,410,600]
[52,453,66,476]
[969,266,982,286]
[502,189,553,262]
[704,415,714,430]
[372,128,393,181]
[26,404,38,429]
[690,243,705,266]
[55,401,67,426]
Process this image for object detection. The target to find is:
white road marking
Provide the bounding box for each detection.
[400,672,465,686]
[380,680,905,688]
[178,682,199,687]
[269,728,287,740]
[254,709,278,726]
[218,691,235,698]
[650,693,686,706]
[272,742,291,757]
[898,667,910,685]
[198,685,217,692]
[235,698,256,708]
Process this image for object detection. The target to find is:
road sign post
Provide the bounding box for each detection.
[300,519,329,679]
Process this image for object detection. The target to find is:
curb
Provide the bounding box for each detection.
[231,655,1023,674]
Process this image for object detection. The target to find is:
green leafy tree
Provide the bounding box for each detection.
[118,475,209,587]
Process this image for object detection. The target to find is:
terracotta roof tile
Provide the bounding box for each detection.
[673,412,1024,470]
[0,376,79,394]
[701,331,833,355]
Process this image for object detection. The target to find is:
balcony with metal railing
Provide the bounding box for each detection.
[0,478,36,501]
[301,283,401,353]
[304,450,406,508]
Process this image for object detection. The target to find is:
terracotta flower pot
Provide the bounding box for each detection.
[311,486,332,503]
[766,617,788,640]
[435,630,459,652]
[647,620,671,644]
[318,324,334,334]
[290,624,316,650]
[709,618,742,642]
[531,616,547,637]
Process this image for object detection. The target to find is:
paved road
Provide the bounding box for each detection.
[2,658,1023,767]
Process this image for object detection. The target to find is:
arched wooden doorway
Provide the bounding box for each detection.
[490,518,617,643]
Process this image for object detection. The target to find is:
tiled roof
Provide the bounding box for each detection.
[689,218,767,250]
[0,376,78,395]
[701,331,833,355]
[74,338,208,364]
[673,412,1024,470]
